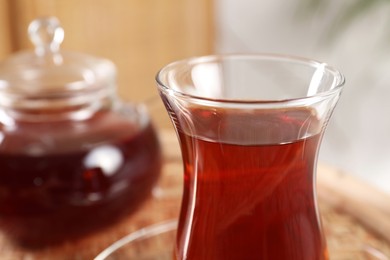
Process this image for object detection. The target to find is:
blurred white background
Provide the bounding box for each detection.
[215,0,390,193]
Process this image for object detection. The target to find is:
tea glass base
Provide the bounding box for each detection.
[95,220,389,260]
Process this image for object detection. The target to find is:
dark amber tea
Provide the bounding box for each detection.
[176,108,327,260]
[0,112,161,247]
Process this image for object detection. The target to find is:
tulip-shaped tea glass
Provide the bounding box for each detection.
[156,54,344,260]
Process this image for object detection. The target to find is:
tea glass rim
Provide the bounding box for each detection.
[156,53,345,107]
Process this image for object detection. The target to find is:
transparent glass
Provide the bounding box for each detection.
[156,54,345,259]
[0,17,162,247]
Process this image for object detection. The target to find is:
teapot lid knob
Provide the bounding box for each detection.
[28,16,64,56]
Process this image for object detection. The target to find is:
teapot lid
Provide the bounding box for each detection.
[0,17,116,110]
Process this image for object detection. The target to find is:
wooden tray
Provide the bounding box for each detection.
[0,130,389,259]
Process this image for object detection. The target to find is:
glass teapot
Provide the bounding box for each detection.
[0,17,161,247]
